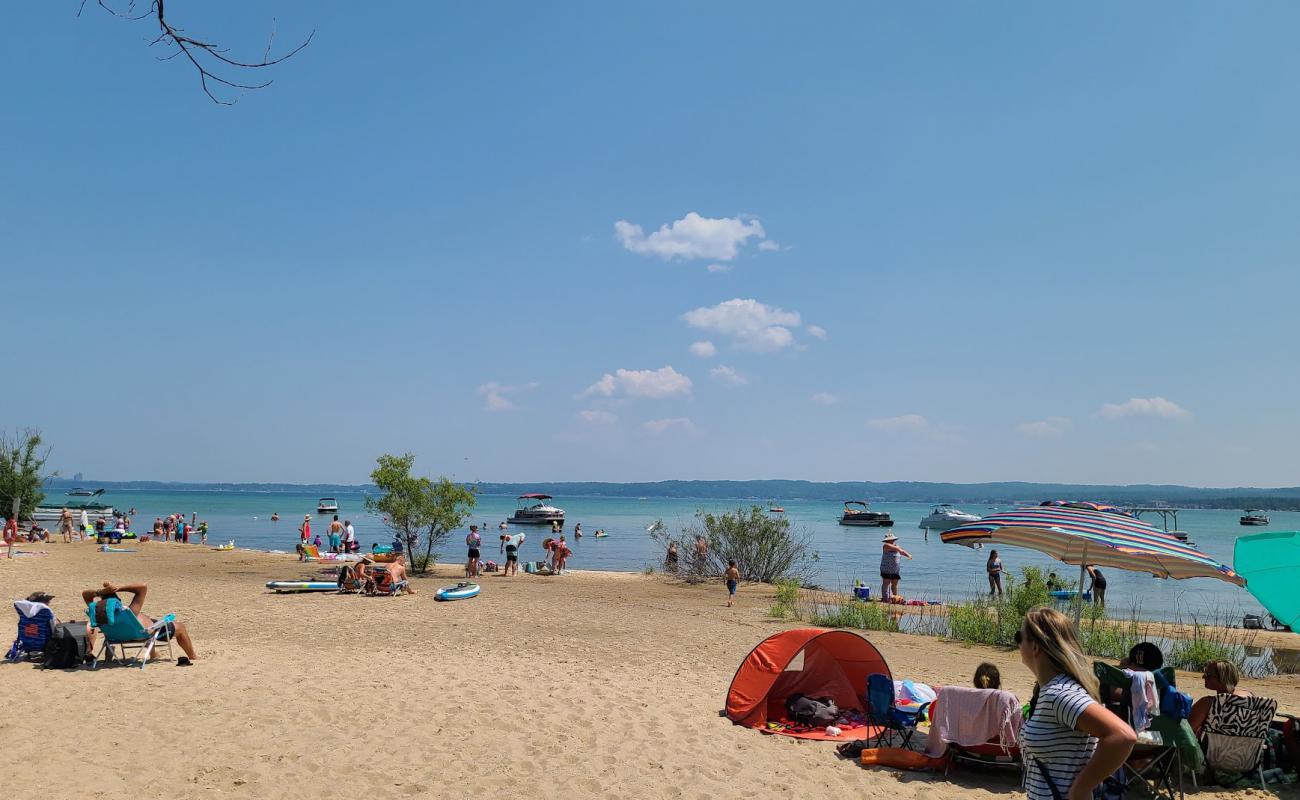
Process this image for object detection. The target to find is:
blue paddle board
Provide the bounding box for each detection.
[1049,589,1092,601]
[435,582,480,601]
[266,581,338,593]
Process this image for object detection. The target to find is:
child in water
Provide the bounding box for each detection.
[725,560,741,607]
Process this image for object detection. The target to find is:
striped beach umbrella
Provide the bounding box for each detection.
[942,504,1244,621]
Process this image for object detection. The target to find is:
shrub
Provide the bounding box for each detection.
[769,578,801,619]
[809,598,900,632]
[649,506,819,583]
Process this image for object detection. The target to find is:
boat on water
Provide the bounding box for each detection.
[918,504,980,531]
[30,502,114,522]
[768,500,785,513]
[317,498,339,514]
[839,500,894,527]
[1240,509,1269,526]
[65,487,103,497]
[507,493,565,526]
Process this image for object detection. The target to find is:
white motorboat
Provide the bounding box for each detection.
[1240,509,1269,526]
[507,493,565,526]
[918,504,980,531]
[317,498,340,514]
[66,488,103,497]
[30,502,114,522]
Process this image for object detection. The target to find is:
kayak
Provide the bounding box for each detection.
[1049,589,1092,601]
[435,582,480,602]
[266,581,338,593]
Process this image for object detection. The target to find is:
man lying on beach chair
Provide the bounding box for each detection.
[363,560,413,596]
[82,582,198,668]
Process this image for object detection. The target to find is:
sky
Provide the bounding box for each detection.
[5,2,1300,487]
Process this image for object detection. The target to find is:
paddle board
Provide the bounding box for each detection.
[594,532,609,538]
[435,582,480,601]
[1049,589,1092,601]
[266,581,338,593]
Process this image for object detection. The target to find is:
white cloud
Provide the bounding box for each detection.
[682,298,803,352]
[581,366,692,399]
[1098,397,1191,421]
[1017,416,1071,437]
[757,240,781,252]
[868,414,929,432]
[577,409,617,425]
[709,366,748,387]
[810,392,842,406]
[642,417,695,435]
[706,263,733,273]
[614,212,766,261]
[688,340,717,358]
[806,324,827,340]
[478,381,539,412]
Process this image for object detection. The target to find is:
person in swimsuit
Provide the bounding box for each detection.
[879,533,912,603]
[328,515,343,554]
[502,533,520,576]
[1086,565,1107,608]
[665,541,679,573]
[299,515,311,543]
[59,508,74,543]
[465,525,482,578]
[3,516,18,559]
[987,549,1004,597]
[725,560,740,607]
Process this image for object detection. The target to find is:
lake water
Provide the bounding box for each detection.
[75,490,1286,623]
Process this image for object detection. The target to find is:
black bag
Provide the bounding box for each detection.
[785,693,839,726]
[41,622,88,670]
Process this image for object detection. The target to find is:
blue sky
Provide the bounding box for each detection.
[5,2,1300,486]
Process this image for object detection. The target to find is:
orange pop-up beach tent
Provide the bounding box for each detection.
[725,628,891,740]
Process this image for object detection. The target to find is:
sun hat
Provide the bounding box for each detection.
[882,533,899,543]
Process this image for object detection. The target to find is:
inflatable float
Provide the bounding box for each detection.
[1049,589,1092,601]
[266,581,338,593]
[211,542,236,551]
[304,553,361,562]
[435,582,480,602]
[594,531,608,538]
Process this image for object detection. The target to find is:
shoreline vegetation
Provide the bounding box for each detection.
[41,476,1300,510]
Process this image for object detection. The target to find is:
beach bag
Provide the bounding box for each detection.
[785,694,839,726]
[41,623,88,670]
[1153,671,1192,721]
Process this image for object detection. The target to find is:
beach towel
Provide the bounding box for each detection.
[926,687,1022,756]
[1126,670,1159,732]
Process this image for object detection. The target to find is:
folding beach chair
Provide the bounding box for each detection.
[865,673,923,750]
[1200,693,1279,790]
[1095,662,1198,800]
[87,598,175,669]
[363,566,408,596]
[6,600,55,662]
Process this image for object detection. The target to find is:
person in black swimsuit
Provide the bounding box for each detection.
[1086,565,1107,608]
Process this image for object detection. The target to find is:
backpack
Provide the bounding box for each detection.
[785,693,839,726]
[41,623,89,670]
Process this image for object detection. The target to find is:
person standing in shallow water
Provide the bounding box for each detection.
[879,533,911,603]
[987,549,1004,597]
[1086,565,1107,608]
[328,515,343,554]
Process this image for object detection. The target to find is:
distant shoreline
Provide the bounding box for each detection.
[42,477,1300,510]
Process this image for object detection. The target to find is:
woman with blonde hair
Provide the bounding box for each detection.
[1018,607,1135,800]
[1189,660,1252,737]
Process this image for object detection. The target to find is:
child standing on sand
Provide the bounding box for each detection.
[725,560,740,607]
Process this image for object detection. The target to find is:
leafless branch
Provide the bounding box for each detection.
[86,0,313,104]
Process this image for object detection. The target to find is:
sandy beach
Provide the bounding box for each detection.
[2,542,1297,800]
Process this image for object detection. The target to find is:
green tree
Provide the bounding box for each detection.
[364,454,477,574]
[0,429,52,521]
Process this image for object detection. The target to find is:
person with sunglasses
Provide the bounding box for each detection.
[1017,607,1135,800]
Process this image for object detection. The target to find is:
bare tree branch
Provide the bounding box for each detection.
[86,0,313,104]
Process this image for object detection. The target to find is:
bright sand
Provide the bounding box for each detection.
[2,543,1297,800]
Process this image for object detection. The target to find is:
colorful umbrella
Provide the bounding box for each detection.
[942,504,1244,622]
[1234,531,1300,631]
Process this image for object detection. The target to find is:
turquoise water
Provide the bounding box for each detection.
[81,490,1282,623]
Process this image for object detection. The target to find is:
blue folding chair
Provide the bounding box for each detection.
[87,597,175,669]
[865,672,925,749]
[6,601,55,662]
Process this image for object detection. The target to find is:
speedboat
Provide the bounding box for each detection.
[918,504,980,531]
[1240,510,1269,526]
[30,502,114,522]
[66,488,103,497]
[768,500,785,513]
[839,500,893,527]
[317,498,339,514]
[507,493,566,526]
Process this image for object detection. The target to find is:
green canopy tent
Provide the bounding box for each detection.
[1234,531,1300,632]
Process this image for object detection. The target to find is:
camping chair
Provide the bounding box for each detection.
[6,600,55,662]
[88,605,176,669]
[865,673,923,750]
[363,566,408,596]
[1200,693,1279,790]
[1094,662,1196,800]
[926,688,1024,777]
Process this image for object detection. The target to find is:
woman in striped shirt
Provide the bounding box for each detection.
[1018,607,1135,800]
